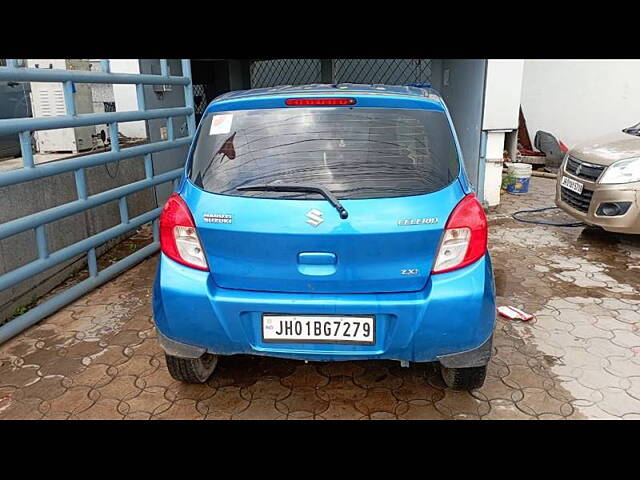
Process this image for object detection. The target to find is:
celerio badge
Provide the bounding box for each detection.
[397,218,438,226]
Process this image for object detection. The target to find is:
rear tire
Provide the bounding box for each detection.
[165,353,218,384]
[440,364,487,391]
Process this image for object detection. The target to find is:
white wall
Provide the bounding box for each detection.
[109,59,147,139]
[521,60,640,148]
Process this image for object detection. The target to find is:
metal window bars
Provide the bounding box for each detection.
[0,59,196,344]
[192,84,208,115]
[249,59,432,88]
[332,59,432,86]
[250,59,322,88]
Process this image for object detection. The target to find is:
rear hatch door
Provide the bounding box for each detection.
[185,99,464,294]
[186,180,464,293]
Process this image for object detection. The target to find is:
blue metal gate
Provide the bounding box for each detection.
[0,59,195,344]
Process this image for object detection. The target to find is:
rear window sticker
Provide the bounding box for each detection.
[209,114,233,135]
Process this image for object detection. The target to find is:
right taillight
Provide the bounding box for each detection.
[432,193,488,274]
[159,193,209,271]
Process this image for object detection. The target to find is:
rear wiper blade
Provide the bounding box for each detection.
[236,184,349,219]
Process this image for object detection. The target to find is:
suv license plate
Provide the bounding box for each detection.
[561,176,584,194]
[262,315,375,345]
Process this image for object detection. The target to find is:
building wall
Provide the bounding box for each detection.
[110,59,147,139]
[436,60,487,198]
[88,60,115,145]
[432,59,524,207]
[520,59,640,148]
[138,59,190,205]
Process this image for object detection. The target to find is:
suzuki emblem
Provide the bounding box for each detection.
[306,209,324,227]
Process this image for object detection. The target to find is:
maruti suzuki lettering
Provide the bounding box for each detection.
[152,84,496,390]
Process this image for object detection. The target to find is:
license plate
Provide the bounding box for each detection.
[262,314,375,345]
[561,176,584,194]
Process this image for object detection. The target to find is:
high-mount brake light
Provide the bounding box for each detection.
[285,98,357,106]
[432,194,488,274]
[159,193,209,271]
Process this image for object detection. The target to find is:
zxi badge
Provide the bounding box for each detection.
[306,209,324,227]
[401,269,419,275]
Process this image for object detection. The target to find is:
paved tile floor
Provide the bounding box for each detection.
[1,177,639,419]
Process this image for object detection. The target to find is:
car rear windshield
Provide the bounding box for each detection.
[189,106,460,199]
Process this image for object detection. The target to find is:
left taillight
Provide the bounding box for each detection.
[159,193,209,271]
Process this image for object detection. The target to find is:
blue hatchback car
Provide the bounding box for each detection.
[153,84,496,390]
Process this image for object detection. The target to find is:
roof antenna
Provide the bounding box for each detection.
[406,82,432,89]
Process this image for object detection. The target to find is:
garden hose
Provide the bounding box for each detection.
[511,206,586,227]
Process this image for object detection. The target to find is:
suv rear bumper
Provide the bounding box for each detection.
[153,253,496,364]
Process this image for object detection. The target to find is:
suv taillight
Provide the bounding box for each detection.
[159,193,209,271]
[432,194,488,274]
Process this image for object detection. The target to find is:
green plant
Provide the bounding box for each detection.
[13,297,37,318]
[501,173,516,190]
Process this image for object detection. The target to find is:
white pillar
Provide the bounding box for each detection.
[481,59,525,207]
[483,131,506,207]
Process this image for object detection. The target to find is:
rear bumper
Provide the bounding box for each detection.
[153,253,496,364]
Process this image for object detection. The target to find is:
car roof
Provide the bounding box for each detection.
[210,83,443,105]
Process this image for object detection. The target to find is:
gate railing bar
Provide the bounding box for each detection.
[63,80,76,116]
[74,168,88,200]
[181,59,196,135]
[0,59,194,345]
[119,197,129,224]
[144,153,154,179]
[109,122,120,151]
[0,167,182,241]
[0,64,190,85]
[0,207,164,291]
[0,106,192,136]
[35,225,48,260]
[166,118,175,141]
[0,136,191,187]
[136,84,146,111]
[160,60,169,77]
[88,248,98,277]
[18,131,34,168]
[0,242,159,344]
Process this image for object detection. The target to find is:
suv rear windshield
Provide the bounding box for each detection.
[189,107,459,199]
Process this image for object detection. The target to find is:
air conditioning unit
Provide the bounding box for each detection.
[27,59,97,154]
